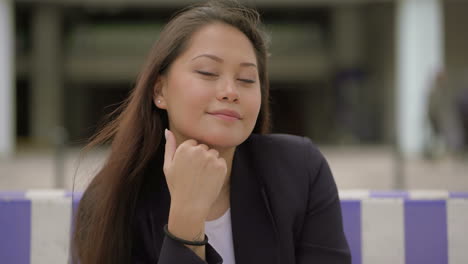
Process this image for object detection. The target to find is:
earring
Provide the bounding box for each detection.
[157,100,161,104]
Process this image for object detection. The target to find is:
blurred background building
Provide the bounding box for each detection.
[0,0,467,191]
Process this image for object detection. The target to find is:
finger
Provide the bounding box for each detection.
[207,149,219,158]
[164,129,177,167]
[197,144,209,151]
[218,157,227,168]
[216,157,228,174]
[183,139,198,147]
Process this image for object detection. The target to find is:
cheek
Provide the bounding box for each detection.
[187,81,214,101]
[242,89,262,124]
[167,78,212,116]
[248,89,262,113]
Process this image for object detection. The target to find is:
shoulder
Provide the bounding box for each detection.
[248,133,306,148]
[243,133,325,169]
[240,134,334,221]
[238,133,328,187]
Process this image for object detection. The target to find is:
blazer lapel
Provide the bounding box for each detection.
[230,140,280,264]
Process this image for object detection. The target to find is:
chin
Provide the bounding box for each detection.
[197,133,249,149]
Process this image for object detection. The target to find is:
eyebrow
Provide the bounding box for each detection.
[191,54,257,68]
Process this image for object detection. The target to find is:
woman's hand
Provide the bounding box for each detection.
[163,129,227,260]
[163,129,227,219]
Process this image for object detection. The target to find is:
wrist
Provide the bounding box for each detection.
[164,224,208,246]
[170,199,210,219]
[168,205,206,242]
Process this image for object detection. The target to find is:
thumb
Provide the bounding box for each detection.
[164,129,177,168]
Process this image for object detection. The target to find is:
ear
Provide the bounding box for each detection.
[153,76,168,110]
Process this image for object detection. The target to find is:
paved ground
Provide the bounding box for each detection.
[1,145,467,192]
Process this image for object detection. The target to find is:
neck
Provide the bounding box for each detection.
[218,147,235,192]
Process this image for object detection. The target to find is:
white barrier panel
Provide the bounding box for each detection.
[447,199,468,264]
[362,199,405,264]
[26,190,72,264]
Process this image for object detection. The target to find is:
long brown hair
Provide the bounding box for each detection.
[71,1,271,263]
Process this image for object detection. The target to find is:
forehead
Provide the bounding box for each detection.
[180,23,257,64]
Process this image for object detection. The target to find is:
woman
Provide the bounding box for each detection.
[72,1,351,263]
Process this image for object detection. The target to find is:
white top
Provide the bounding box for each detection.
[205,208,236,264]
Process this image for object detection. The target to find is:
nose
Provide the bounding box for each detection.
[217,79,239,103]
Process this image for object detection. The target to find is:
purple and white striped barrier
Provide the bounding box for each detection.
[0,190,467,264]
[339,190,468,264]
[0,190,73,264]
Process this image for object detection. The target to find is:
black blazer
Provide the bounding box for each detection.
[132,134,351,263]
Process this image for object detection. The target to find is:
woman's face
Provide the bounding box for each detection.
[155,23,261,149]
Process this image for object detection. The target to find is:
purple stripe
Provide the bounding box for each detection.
[70,192,82,217]
[62,191,83,264]
[65,191,83,198]
[66,191,83,205]
[340,200,361,264]
[0,199,31,264]
[67,192,83,244]
[449,192,468,198]
[404,200,448,264]
[66,191,83,218]
[370,190,409,199]
[70,191,83,264]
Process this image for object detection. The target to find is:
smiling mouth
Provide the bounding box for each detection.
[208,113,240,121]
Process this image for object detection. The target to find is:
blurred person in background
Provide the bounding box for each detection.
[427,70,466,158]
[71,1,351,264]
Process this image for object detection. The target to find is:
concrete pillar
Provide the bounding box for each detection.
[0,0,15,157]
[396,0,444,157]
[30,5,63,146]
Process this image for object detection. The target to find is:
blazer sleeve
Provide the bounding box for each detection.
[157,237,223,264]
[131,217,223,264]
[296,138,351,263]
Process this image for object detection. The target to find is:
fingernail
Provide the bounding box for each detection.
[164,129,168,140]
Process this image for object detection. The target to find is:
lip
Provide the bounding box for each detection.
[208,109,241,120]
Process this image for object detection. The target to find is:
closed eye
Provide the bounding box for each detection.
[196,71,255,83]
[196,70,218,77]
[238,78,255,84]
